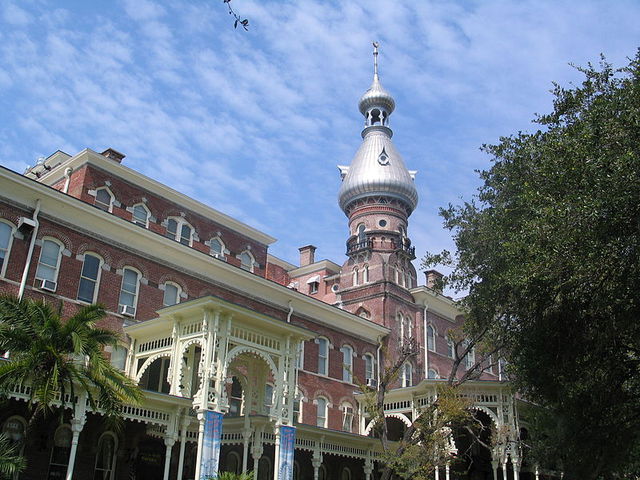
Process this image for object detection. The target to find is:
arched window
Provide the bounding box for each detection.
[3,415,26,476]
[447,337,455,358]
[162,282,181,307]
[238,251,255,272]
[209,237,226,259]
[77,253,103,303]
[363,264,369,283]
[94,431,118,480]
[0,221,15,277]
[319,465,328,480]
[463,341,476,369]
[428,368,439,379]
[317,337,329,376]
[48,424,72,479]
[229,377,243,416]
[352,267,359,286]
[132,203,150,228]
[341,403,354,433]
[316,397,328,428]
[118,267,140,316]
[364,353,376,385]
[426,325,435,352]
[399,313,412,345]
[357,223,366,243]
[341,467,352,480]
[258,456,272,480]
[94,187,114,212]
[165,217,194,246]
[263,383,274,415]
[225,451,241,474]
[402,363,412,388]
[404,270,411,288]
[293,461,301,480]
[35,238,63,291]
[398,268,405,287]
[340,345,353,383]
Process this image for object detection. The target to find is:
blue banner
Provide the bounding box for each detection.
[278,425,296,480]
[199,410,223,480]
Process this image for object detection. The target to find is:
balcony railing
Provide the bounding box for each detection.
[391,241,416,257]
[346,239,373,255]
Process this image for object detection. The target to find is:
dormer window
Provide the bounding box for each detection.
[166,217,193,246]
[95,187,114,212]
[209,237,227,260]
[238,251,255,272]
[132,203,150,228]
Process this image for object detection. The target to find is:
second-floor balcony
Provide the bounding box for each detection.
[346,239,373,255]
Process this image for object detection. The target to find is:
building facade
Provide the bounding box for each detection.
[0,49,530,480]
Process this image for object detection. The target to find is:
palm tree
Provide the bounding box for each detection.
[0,295,142,421]
[212,472,254,480]
[0,433,26,479]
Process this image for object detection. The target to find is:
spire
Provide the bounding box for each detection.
[358,42,395,122]
[373,41,379,79]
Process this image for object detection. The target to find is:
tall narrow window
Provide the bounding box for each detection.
[364,353,375,385]
[229,377,243,416]
[427,325,435,352]
[95,188,114,212]
[447,337,455,358]
[363,264,369,283]
[77,253,102,303]
[317,337,328,375]
[162,282,181,307]
[209,237,226,259]
[48,425,72,479]
[296,341,304,370]
[239,251,254,272]
[352,267,359,286]
[0,221,14,277]
[464,342,476,369]
[316,397,328,428]
[94,432,117,480]
[118,268,140,316]
[402,363,412,388]
[263,383,274,415]
[340,345,353,383]
[132,204,150,227]
[35,239,62,291]
[357,224,366,244]
[341,403,354,433]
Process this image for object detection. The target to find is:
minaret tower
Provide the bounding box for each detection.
[337,43,419,307]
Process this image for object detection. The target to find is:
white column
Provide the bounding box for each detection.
[163,437,175,480]
[176,416,189,480]
[273,426,282,480]
[364,457,373,480]
[535,466,540,480]
[513,458,520,480]
[251,427,264,480]
[434,465,440,480]
[242,427,252,473]
[312,443,322,480]
[445,463,450,480]
[491,461,499,480]
[65,417,85,480]
[194,411,206,480]
[502,461,508,480]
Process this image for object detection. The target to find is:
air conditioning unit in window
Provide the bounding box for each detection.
[120,305,136,317]
[35,278,57,292]
[365,378,378,388]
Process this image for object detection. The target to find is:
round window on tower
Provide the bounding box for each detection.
[378,219,387,228]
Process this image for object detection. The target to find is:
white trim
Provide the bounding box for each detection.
[0,220,16,278]
[76,252,104,304]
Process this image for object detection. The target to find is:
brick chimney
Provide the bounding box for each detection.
[101,148,126,163]
[425,269,444,293]
[299,245,317,267]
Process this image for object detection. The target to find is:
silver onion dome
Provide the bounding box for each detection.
[338,43,418,215]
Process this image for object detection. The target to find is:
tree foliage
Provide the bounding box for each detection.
[0,295,143,423]
[0,433,26,479]
[423,51,640,479]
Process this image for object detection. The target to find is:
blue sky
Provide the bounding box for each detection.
[1,0,639,283]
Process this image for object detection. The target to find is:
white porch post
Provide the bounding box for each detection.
[65,417,85,480]
[194,410,206,480]
[273,426,282,479]
[312,440,323,480]
[364,457,373,480]
[176,415,190,480]
[251,427,264,480]
[512,457,520,480]
[434,465,439,480]
[242,425,252,473]
[445,463,450,480]
[535,466,540,480]
[502,461,508,480]
[491,460,499,480]
[163,437,175,480]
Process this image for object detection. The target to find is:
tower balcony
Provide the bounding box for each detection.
[346,239,373,255]
[391,241,415,258]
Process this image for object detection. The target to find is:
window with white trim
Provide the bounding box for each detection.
[316,397,328,428]
[293,390,302,423]
[402,362,412,388]
[340,345,353,383]
[35,238,63,291]
[263,383,274,415]
[162,282,181,307]
[352,267,359,286]
[341,467,352,480]
[239,251,255,272]
[427,325,435,352]
[132,203,150,228]
[363,264,369,283]
[447,337,455,358]
[317,337,329,376]
[357,223,366,243]
[226,451,241,474]
[428,368,439,379]
[94,187,114,212]
[0,221,15,277]
[118,267,140,316]
[48,424,72,479]
[209,237,226,259]
[341,403,354,433]
[364,353,375,384]
[229,377,243,416]
[464,342,476,369]
[77,253,102,303]
[94,432,118,480]
[166,217,193,246]
[296,341,304,370]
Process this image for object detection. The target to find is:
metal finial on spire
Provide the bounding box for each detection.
[372,41,379,78]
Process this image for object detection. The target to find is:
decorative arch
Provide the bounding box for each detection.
[113,258,150,281]
[363,412,412,435]
[76,243,114,266]
[180,338,203,355]
[37,228,73,252]
[225,345,278,379]
[135,352,173,382]
[158,274,188,294]
[468,405,500,429]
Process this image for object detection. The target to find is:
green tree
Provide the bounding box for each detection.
[423,51,640,479]
[0,295,142,422]
[0,433,26,479]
